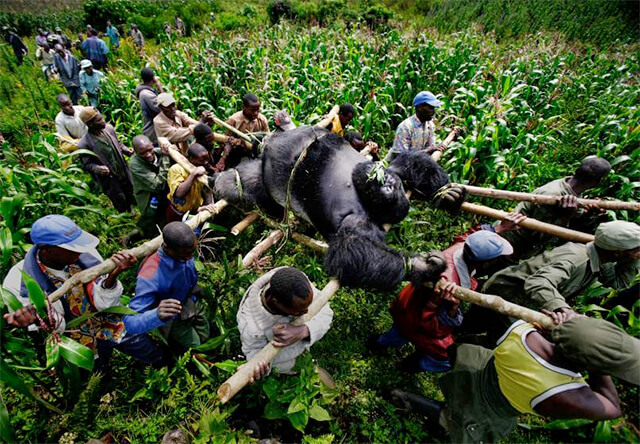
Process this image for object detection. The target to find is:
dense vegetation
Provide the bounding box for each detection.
[1,1,639,443]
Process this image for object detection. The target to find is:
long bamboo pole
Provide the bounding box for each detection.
[166,145,210,187]
[458,184,640,212]
[217,279,341,404]
[47,199,228,304]
[231,212,259,236]
[211,132,253,150]
[461,202,594,242]
[430,128,459,163]
[260,216,328,253]
[241,230,285,268]
[211,116,252,142]
[434,279,555,330]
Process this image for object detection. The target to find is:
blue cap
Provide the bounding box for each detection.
[30,215,99,253]
[413,91,443,108]
[465,230,513,261]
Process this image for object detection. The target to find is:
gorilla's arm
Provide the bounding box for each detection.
[212,158,284,218]
[324,215,446,289]
[387,151,465,212]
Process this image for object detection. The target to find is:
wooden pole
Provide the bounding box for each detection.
[460,202,595,243]
[434,279,555,330]
[212,132,253,150]
[315,105,340,129]
[231,212,259,236]
[261,216,328,253]
[458,184,640,212]
[241,230,285,268]
[164,143,210,187]
[430,128,459,163]
[46,200,228,304]
[217,279,341,404]
[211,116,252,142]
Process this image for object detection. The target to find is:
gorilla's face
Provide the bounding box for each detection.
[352,162,410,226]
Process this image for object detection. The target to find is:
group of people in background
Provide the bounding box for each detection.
[1,19,639,444]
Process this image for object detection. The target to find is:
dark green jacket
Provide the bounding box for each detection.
[128,149,170,214]
[483,241,640,312]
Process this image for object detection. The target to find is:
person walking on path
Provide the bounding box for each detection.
[54,44,82,105]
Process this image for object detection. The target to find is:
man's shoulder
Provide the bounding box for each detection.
[227,110,244,125]
[138,252,163,281]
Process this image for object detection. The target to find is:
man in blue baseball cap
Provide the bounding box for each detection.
[368,222,518,373]
[388,90,444,160]
[2,214,165,371]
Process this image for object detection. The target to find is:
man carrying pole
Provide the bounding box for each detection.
[236,267,334,381]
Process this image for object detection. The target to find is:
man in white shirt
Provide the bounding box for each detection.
[54,94,87,152]
[237,267,333,378]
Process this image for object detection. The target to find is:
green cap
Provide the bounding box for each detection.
[594,221,640,251]
[552,316,640,386]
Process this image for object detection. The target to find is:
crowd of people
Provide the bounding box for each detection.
[2,20,639,443]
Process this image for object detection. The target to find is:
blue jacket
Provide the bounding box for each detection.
[123,248,198,335]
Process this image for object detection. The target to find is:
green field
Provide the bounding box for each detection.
[1,1,639,442]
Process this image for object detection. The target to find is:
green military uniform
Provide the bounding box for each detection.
[484,241,639,312]
[499,177,585,262]
[128,148,171,236]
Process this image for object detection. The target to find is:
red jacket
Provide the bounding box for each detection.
[390,240,473,359]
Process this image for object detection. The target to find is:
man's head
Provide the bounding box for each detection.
[55,26,62,33]
[156,93,177,120]
[37,28,45,36]
[131,24,138,30]
[462,230,514,274]
[89,29,98,37]
[413,91,443,123]
[593,221,640,263]
[242,93,261,121]
[264,267,314,316]
[54,43,65,57]
[574,156,611,188]
[162,222,197,261]
[79,106,106,132]
[344,132,365,150]
[80,59,93,74]
[140,67,155,84]
[193,123,215,149]
[338,103,355,128]
[106,20,112,27]
[42,42,51,51]
[132,135,155,162]
[187,143,210,166]
[31,214,100,269]
[57,94,75,116]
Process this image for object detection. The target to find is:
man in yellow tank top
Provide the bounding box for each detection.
[391,309,639,443]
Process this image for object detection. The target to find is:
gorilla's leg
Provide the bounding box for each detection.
[325,215,447,289]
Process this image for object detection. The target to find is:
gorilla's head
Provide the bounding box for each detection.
[352,162,410,226]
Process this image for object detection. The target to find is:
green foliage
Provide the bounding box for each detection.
[261,353,337,433]
[412,0,639,47]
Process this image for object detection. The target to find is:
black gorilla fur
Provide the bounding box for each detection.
[212,126,461,289]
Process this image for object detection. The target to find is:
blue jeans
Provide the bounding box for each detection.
[377,325,452,373]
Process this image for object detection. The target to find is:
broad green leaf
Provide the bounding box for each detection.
[288,398,306,414]
[194,333,227,352]
[0,286,23,312]
[65,305,137,329]
[288,409,309,432]
[264,400,287,420]
[45,335,60,369]
[20,271,47,317]
[214,359,241,373]
[0,393,15,443]
[309,404,331,421]
[59,336,94,371]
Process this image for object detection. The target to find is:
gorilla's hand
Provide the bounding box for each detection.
[432,183,466,213]
[408,250,447,284]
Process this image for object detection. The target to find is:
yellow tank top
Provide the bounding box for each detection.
[493,320,588,414]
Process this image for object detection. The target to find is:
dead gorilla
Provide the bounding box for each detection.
[212,126,465,289]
